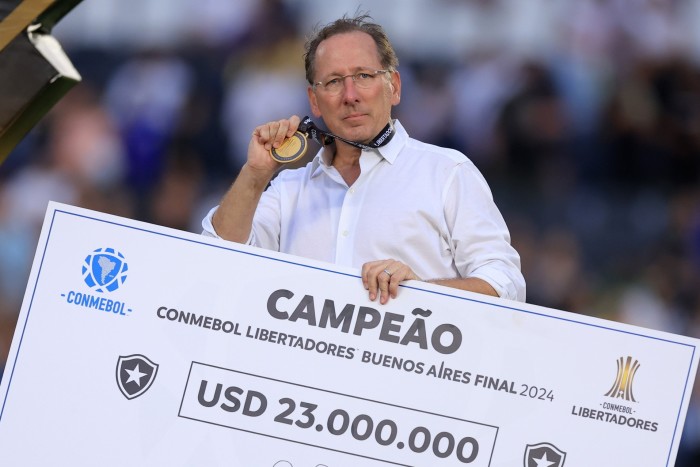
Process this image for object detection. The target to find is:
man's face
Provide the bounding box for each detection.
[307,31,401,144]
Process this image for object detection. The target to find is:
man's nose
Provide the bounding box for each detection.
[341,76,360,101]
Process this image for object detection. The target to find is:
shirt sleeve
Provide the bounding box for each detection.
[444,161,526,302]
[201,205,222,238]
[200,177,284,250]
[200,205,255,244]
[248,177,282,251]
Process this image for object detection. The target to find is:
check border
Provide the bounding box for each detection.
[1,206,697,467]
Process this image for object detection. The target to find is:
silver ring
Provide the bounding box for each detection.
[383,268,392,277]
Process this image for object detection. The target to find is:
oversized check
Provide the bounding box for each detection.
[0,202,697,466]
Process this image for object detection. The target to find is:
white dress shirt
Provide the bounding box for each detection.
[202,120,525,301]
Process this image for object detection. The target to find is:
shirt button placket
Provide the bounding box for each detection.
[335,185,360,265]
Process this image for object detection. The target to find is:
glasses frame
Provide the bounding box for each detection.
[312,69,391,94]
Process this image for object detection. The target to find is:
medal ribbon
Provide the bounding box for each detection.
[298,116,395,150]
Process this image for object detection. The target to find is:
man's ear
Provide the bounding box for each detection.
[390,70,401,105]
[307,86,322,117]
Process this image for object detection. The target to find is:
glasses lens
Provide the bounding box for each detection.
[325,80,342,94]
[318,70,386,94]
[354,72,372,89]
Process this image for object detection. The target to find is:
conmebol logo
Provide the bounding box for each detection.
[82,248,128,293]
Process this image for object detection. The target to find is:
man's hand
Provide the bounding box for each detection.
[361,259,421,305]
[248,115,302,175]
[361,260,501,305]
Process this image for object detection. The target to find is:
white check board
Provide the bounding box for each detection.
[0,202,697,466]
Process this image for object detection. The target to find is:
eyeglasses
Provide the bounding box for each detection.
[312,69,390,95]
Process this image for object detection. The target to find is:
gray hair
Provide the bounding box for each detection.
[304,13,399,84]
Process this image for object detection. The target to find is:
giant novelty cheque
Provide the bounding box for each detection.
[0,202,697,466]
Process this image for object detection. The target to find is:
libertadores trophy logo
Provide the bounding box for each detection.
[83,247,128,293]
[524,442,566,467]
[116,354,159,400]
[604,356,640,402]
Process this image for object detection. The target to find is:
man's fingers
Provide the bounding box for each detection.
[271,120,291,148]
[378,267,392,304]
[362,262,377,301]
[288,115,301,137]
[252,117,300,150]
[361,259,421,304]
[388,272,401,300]
[362,260,388,302]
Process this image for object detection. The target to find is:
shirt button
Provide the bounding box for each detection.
[342,230,349,237]
[349,188,355,194]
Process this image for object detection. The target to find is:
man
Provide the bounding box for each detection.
[202,14,525,304]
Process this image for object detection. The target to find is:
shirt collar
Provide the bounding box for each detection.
[310,119,408,178]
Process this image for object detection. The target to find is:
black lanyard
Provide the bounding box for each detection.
[298,116,395,150]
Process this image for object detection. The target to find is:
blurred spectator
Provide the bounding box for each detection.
[393,61,454,148]
[447,48,519,169]
[103,49,194,202]
[220,36,308,172]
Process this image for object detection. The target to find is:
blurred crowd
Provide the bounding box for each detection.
[1,0,700,462]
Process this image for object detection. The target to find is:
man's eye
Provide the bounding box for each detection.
[325,78,341,87]
[356,73,372,80]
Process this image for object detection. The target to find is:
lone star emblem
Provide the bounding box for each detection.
[124,363,147,387]
[524,442,566,467]
[533,452,556,467]
[116,354,159,400]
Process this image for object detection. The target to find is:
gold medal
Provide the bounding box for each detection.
[270,131,308,164]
